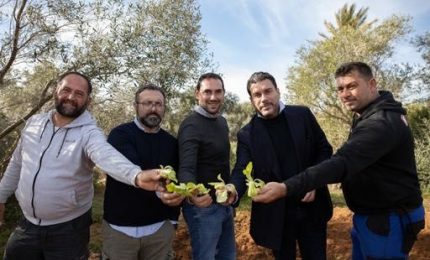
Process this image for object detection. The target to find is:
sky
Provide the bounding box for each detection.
[197,0,430,102]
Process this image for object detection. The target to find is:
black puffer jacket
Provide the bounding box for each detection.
[286,91,422,214]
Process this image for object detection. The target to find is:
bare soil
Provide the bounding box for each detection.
[172,207,430,260]
[90,207,430,260]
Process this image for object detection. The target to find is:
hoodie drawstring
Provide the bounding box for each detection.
[56,128,69,158]
[39,119,50,141]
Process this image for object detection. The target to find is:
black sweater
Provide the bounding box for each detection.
[285,91,423,214]
[103,122,179,226]
[260,115,299,180]
[177,111,230,187]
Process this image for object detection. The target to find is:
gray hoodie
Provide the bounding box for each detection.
[0,110,141,225]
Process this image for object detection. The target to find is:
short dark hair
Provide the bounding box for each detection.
[335,62,374,80]
[196,73,224,91]
[246,72,277,95]
[134,83,166,103]
[57,71,92,94]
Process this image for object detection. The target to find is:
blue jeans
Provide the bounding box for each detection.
[351,205,425,260]
[182,203,236,260]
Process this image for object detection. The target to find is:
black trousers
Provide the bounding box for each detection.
[273,206,327,260]
[4,210,92,260]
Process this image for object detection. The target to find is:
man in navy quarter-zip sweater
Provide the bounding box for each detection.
[102,84,184,260]
[0,72,162,260]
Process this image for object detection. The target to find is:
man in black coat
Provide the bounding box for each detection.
[254,62,425,259]
[229,72,333,259]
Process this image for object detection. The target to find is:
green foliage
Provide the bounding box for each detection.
[405,102,430,190]
[409,34,430,191]
[415,127,430,191]
[329,189,347,208]
[414,31,430,93]
[0,197,22,257]
[321,3,376,38]
[89,188,104,255]
[406,102,430,138]
[225,101,253,142]
[237,195,252,211]
[0,0,214,164]
[286,4,412,146]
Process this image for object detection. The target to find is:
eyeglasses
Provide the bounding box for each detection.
[136,101,164,109]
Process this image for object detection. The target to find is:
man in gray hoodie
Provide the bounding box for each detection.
[0,72,162,260]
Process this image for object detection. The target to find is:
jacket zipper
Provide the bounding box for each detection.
[31,124,60,223]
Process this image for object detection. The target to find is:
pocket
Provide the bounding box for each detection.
[402,219,425,254]
[366,214,390,236]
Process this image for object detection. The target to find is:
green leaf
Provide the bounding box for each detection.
[159,165,177,183]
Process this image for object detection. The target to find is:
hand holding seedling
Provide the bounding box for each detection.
[208,174,237,204]
[159,191,185,206]
[252,182,287,203]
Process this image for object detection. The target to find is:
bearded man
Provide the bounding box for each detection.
[0,72,162,260]
[102,83,184,260]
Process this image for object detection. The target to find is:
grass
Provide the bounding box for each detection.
[330,189,347,207]
[89,187,104,254]
[237,195,252,211]
[0,196,22,258]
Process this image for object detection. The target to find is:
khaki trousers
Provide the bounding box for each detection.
[102,220,175,260]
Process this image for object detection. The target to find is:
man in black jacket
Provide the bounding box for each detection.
[229,72,333,259]
[254,62,425,259]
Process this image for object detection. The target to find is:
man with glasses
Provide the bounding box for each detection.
[102,83,184,260]
[253,62,425,259]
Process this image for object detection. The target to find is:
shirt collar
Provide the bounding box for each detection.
[194,105,220,118]
[133,117,160,133]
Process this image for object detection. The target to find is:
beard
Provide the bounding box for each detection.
[55,95,87,118]
[139,113,162,129]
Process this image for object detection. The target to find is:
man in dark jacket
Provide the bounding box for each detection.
[254,62,425,259]
[229,72,333,259]
[102,84,184,260]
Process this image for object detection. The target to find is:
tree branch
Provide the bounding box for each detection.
[0,78,54,139]
[0,0,27,84]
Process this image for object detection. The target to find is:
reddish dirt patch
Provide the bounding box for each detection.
[172,207,430,260]
[89,207,429,259]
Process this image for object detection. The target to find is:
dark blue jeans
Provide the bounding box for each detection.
[182,203,236,260]
[273,206,327,260]
[3,210,92,260]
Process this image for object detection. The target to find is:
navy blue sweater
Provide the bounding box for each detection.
[103,121,179,226]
